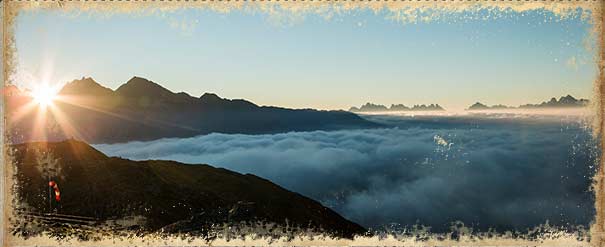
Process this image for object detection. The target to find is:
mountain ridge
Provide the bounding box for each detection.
[59,77,114,97]
[6,77,381,144]
[349,102,445,112]
[467,95,589,111]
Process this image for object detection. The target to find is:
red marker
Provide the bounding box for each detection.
[48,180,61,202]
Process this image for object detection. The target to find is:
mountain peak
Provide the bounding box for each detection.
[59,77,113,96]
[559,94,577,103]
[123,76,161,88]
[468,102,488,110]
[116,76,174,98]
[199,92,224,103]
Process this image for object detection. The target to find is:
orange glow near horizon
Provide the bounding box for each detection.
[10,82,88,142]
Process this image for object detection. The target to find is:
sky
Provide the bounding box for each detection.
[14,7,597,111]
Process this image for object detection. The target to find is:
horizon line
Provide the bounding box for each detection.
[10,75,592,112]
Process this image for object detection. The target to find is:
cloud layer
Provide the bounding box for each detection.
[95,114,597,232]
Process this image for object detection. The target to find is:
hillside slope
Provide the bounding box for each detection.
[10,140,365,239]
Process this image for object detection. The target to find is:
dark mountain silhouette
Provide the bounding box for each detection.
[467,95,589,111]
[467,102,511,111]
[349,103,388,112]
[389,104,411,111]
[410,104,445,111]
[519,95,589,109]
[59,77,114,97]
[6,77,380,144]
[11,140,366,239]
[467,102,489,110]
[349,102,445,112]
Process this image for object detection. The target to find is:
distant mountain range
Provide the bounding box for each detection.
[467,95,589,111]
[5,76,380,144]
[349,102,445,112]
[12,140,365,239]
[467,102,512,110]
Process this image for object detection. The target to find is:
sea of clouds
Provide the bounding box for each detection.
[95,113,598,232]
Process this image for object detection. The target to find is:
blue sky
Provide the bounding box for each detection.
[14,7,596,110]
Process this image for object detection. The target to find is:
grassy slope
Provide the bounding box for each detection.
[11,140,365,238]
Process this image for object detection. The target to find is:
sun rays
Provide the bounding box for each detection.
[7,82,87,142]
[30,84,59,108]
[7,79,175,143]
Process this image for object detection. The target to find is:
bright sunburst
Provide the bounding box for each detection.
[8,75,89,142]
[31,84,58,107]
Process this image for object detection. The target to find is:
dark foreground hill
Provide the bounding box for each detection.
[10,140,366,239]
[5,77,380,144]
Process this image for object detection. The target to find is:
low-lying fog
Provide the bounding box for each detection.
[95,113,598,232]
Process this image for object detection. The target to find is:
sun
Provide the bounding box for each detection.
[31,84,58,107]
